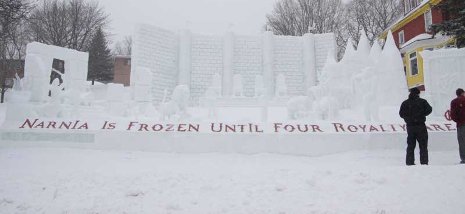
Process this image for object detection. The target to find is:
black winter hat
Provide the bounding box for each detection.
[409,87,420,95]
[456,88,464,96]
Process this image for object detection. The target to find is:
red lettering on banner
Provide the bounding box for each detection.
[274,123,282,133]
[333,123,345,132]
[390,124,397,132]
[284,125,295,132]
[347,125,358,132]
[312,125,323,133]
[380,125,387,132]
[369,125,379,132]
[211,123,223,132]
[127,122,138,131]
[71,120,80,129]
[297,125,308,132]
[400,124,406,131]
[445,123,456,131]
[138,123,149,131]
[431,124,446,132]
[445,110,452,121]
[152,124,163,131]
[46,121,56,129]
[101,121,108,129]
[166,124,175,131]
[225,124,236,132]
[358,125,367,132]
[101,121,116,130]
[178,124,187,132]
[19,119,88,130]
[189,124,200,132]
[16,119,457,134]
[59,122,72,129]
[19,119,38,129]
[78,123,88,130]
[426,125,434,131]
[35,121,44,128]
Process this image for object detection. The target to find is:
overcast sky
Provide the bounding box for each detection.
[99,0,352,44]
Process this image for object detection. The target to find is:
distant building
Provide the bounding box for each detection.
[113,55,131,86]
[380,0,455,90]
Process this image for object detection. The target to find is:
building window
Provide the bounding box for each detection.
[410,0,419,10]
[409,52,418,76]
[404,1,409,13]
[399,31,405,45]
[424,10,432,32]
[126,59,131,66]
[405,0,421,13]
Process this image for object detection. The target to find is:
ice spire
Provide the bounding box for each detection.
[382,30,402,60]
[342,38,356,62]
[356,30,371,57]
[369,40,382,61]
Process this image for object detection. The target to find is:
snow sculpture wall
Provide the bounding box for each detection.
[131,25,178,103]
[191,34,224,101]
[233,36,263,97]
[422,48,465,116]
[24,42,89,103]
[132,24,336,104]
[5,42,89,121]
[274,36,304,96]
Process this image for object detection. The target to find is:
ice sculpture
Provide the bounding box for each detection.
[287,96,312,120]
[286,31,407,121]
[12,73,23,91]
[5,30,420,123]
[159,85,190,120]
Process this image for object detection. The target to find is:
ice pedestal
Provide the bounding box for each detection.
[275,73,288,97]
[106,84,127,116]
[254,75,266,98]
[5,99,36,122]
[132,67,156,117]
[232,74,243,97]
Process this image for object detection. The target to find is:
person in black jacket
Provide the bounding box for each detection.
[399,87,433,165]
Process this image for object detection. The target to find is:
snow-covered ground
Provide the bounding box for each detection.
[1,148,464,213]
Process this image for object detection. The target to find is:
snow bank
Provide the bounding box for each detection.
[0,148,464,213]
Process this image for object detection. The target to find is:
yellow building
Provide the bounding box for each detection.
[380,0,455,90]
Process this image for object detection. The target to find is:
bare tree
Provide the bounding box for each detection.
[0,0,32,103]
[28,0,109,52]
[266,0,347,57]
[113,36,132,56]
[266,0,301,36]
[267,0,345,36]
[346,0,403,45]
[265,0,402,59]
[68,0,108,50]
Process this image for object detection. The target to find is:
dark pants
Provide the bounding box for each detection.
[457,126,465,162]
[406,125,428,165]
